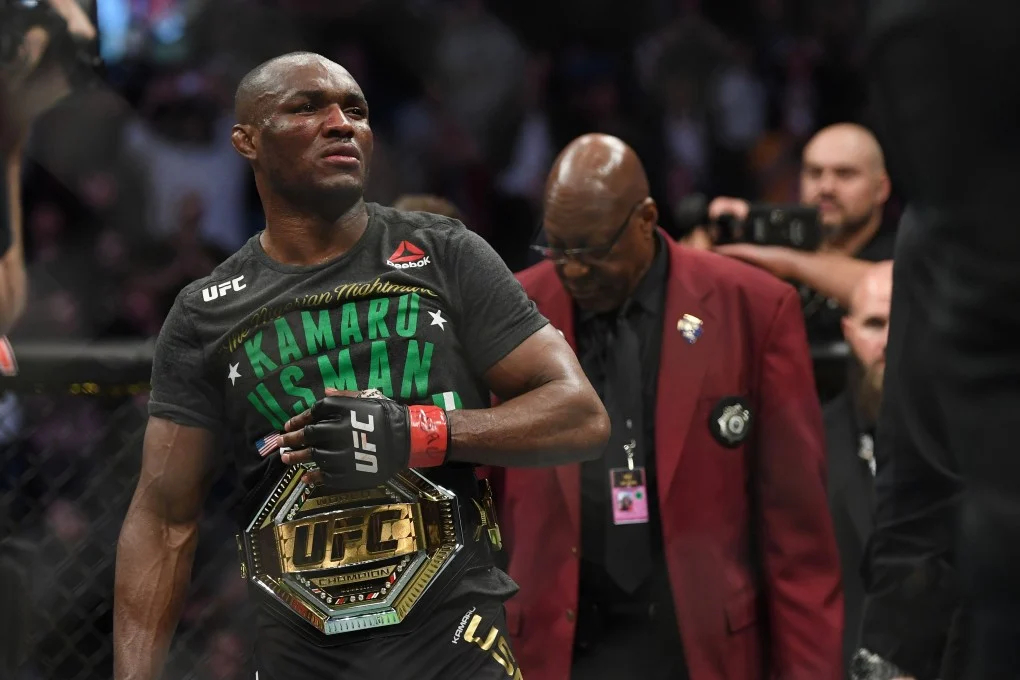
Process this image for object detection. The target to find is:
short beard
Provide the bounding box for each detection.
[821,209,873,246]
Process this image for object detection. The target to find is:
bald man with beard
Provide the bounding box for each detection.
[706,124,894,346]
[493,134,842,680]
[824,262,893,675]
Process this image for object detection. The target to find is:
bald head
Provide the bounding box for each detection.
[843,260,893,375]
[805,123,886,174]
[800,123,891,248]
[235,52,348,127]
[546,134,649,214]
[542,134,658,314]
[230,50,373,221]
[849,260,893,317]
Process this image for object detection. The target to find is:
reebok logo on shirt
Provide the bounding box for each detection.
[387,241,431,269]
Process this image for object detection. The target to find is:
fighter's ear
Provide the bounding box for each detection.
[231,123,257,161]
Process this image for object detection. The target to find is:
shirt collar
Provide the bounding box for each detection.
[629,231,668,315]
[578,231,669,323]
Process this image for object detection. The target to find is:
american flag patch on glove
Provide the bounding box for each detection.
[256,432,283,457]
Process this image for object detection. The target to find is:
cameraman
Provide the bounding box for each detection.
[0,5,96,676]
[0,0,96,336]
[699,124,895,344]
[0,138,28,336]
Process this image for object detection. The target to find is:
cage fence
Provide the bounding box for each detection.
[0,339,255,680]
[0,338,851,680]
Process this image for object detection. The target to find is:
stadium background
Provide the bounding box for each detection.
[1,0,891,678]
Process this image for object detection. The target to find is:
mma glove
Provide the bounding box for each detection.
[302,391,449,490]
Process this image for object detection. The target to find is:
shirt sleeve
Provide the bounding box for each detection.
[445,228,549,376]
[148,293,224,432]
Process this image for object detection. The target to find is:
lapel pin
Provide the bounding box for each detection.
[709,396,753,448]
[677,314,703,344]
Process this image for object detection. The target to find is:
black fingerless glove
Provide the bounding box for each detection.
[303,395,449,491]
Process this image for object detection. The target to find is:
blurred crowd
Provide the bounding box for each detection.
[3,0,887,679]
[13,0,877,340]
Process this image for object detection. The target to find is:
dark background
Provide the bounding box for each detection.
[2,1,880,678]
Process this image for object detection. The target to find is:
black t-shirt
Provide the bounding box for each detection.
[148,202,548,639]
[150,202,547,488]
[802,226,897,346]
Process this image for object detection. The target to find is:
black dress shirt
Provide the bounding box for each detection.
[576,233,667,589]
[803,226,897,346]
[823,378,878,677]
[571,234,689,679]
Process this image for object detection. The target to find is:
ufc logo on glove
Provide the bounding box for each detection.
[351,410,378,473]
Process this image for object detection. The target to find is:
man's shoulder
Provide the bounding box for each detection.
[369,202,486,271]
[822,391,853,428]
[370,202,468,242]
[171,237,257,312]
[677,244,798,306]
[859,224,897,262]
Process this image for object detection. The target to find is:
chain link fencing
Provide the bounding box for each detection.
[0,338,851,680]
[0,340,255,680]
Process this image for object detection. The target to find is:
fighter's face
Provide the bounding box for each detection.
[543,196,657,314]
[255,62,373,209]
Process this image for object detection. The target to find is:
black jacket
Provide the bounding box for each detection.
[824,392,875,676]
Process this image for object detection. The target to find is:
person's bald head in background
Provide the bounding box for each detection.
[541,134,658,313]
[842,260,893,419]
[393,194,462,221]
[800,123,891,250]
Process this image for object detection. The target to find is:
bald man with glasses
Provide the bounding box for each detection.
[492,134,842,680]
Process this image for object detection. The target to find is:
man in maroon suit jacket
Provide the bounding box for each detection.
[492,134,842,680]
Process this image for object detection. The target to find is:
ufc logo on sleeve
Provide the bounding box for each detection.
[202,275,246,302]
[351,410,379,473]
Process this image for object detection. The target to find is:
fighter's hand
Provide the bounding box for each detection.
[280,389,450,489]
[280,389,357,484]
[715,242,799,280]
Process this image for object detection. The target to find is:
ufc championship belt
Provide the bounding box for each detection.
[237,463,471,636]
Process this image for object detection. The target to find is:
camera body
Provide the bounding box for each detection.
[673,193,823,251]
[716,204,823,250]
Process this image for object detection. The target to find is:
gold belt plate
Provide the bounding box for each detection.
[239,464,464,635]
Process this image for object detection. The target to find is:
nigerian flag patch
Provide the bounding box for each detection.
[432,391,462,410]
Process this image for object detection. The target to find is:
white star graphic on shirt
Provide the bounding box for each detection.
[228,363,241,386]
[429,310,448,331]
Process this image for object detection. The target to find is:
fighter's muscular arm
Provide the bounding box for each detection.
[114,418,215,680]
[445,324,609,467]
[282,326,608,482]
[443,225,609,467]
[280,226,608,485]
[754,289,843,680]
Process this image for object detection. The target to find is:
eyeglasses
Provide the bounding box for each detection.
[531,199,645,266]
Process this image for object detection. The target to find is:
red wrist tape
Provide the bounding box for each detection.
[407,405,449,468]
